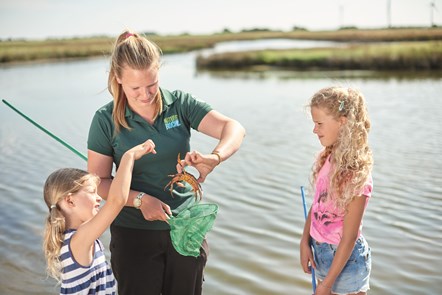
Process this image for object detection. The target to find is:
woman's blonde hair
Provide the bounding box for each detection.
[309,86,373,209]
[42,168,100,281]
[108,30,163,133]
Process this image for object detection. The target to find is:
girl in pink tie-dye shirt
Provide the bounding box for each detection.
[300,86,373,295]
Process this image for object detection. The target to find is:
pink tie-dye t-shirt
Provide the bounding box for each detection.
[310,155,373,245]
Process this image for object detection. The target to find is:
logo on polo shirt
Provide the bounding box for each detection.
[164,115,181,130]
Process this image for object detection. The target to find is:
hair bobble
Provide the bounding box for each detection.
[125,33,134,39]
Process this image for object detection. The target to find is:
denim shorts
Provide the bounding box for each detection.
[312,236,371,295]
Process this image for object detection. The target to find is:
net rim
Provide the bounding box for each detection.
[173,203,219,220]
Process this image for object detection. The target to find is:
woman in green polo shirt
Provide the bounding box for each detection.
[87,30,245,295]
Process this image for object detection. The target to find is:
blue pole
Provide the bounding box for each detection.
[301,186,317,294]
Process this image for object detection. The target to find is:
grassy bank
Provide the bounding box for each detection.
[196,41,442,71]
[1,28,442,66]
[0,35,226,63]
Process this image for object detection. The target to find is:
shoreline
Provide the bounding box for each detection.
[2,27,442,71]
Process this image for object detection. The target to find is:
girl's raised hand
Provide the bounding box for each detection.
[129,139,156,160]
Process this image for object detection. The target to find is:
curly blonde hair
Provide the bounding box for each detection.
[309,86,373,209]
[42,168,100,281]
[108,30,163,133]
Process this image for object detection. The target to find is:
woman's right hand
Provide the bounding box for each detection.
[139,194,172,222]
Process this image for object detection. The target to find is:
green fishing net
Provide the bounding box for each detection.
[169,203,219,257]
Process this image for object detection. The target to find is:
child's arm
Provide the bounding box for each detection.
[71,139,156,265]
[300,207,316,274]
[88,150,172,221]
[317,195,367,293]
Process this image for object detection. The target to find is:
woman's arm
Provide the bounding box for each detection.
[198,110,246,161]
[183,110,246,182]
[87,150,113,200]
[319,195,367,291]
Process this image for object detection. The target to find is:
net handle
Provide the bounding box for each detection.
[2,99,87,161]
[301,186,317,294]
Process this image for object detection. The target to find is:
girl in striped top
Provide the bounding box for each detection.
[43,139,156,294]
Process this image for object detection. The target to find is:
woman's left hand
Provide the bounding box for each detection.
[178,151,219,183]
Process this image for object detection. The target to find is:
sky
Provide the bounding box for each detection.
[0,0,441,40]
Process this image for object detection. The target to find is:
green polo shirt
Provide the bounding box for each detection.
[87,88,212,230]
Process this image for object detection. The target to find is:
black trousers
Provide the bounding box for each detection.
[109,224,208,295]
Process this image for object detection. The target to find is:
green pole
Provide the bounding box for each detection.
[2,99,88,162]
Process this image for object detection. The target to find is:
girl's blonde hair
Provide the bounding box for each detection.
[108,30,163,133]
[309,86,373,209]
[42,168,100,281]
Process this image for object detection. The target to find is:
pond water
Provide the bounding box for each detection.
[0,39,441,294]
[198,38,345,56]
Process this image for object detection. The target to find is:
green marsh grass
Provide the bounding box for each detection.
[196,41,442,71]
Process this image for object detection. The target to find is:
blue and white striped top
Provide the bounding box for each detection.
[59,229,116,295]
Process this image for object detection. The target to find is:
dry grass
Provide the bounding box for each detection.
[1,28,442,64]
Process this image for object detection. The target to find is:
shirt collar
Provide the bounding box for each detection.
[160,88,176,108]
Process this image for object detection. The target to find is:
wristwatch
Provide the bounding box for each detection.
[133,192,145,209]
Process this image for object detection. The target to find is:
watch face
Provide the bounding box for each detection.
[134,198,142,208]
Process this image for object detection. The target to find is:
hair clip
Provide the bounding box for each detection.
[338,100,345,112]
[50,204,56,210]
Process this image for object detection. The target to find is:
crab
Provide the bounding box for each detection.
[164,153,203,201]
